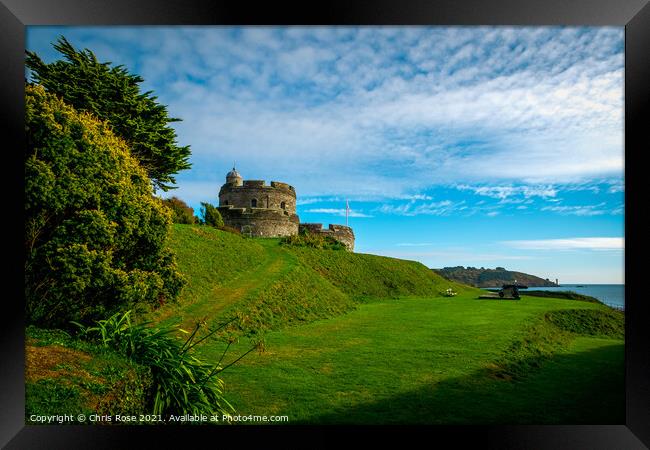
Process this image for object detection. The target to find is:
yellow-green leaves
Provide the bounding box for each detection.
[25,85,185,328]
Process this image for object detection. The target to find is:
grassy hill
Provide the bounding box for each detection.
[150,224,473,335]
[146,225,622,424]
[26,224,624,424]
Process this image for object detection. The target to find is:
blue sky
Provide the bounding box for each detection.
[26,26,625,283]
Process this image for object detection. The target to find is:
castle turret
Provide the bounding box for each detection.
[226,167,243,186]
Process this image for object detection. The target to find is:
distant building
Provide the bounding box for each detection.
[217,167,355,250]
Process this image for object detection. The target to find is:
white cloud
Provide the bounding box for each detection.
[502,237,624,251]
[456,184,558,199]
[608,181,625,193]
[305,208,373,218]
[541,203,607,216]
[28,26,624,200]
[378,200,465,216]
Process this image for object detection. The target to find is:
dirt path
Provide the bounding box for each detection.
[170,243,295,331]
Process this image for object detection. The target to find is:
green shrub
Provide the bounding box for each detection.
[200,202,224,228]
[25,84,185,328]
[161,197,197,224]
[217,225,241,235]
[74,311,235,416]
[280,231,346,250]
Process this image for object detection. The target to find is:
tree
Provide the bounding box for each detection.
[161,197,198,224]
[200,202,224,228]
[26,36,191,192]
[25,84,185,328]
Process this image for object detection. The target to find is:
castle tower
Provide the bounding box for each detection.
[217,168,299,237]
[216,167,355,250]
[226,166,243,186]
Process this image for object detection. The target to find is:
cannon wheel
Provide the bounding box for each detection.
[498,291,504,298]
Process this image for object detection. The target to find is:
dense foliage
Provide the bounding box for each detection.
[200,202,224,228]
[279,230,346,250]
[74,311,235,416]
[161,196,197,224]
[26,36,191,191]
[25,85,185,328]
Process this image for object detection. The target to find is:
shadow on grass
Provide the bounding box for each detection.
[303,342,624,425]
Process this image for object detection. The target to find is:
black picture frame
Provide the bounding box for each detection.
[2,1,648,448]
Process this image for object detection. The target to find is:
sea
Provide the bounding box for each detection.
[522,284,625,310]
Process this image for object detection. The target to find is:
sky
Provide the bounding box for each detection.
[26,26,625,283]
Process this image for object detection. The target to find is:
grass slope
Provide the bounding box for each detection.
[148,225,622,424]
[206,295,622,424]
[152,225,471,335]
[25,327,151,422]
[290,247,472,299]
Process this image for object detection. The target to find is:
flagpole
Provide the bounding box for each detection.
[346,199,349,227]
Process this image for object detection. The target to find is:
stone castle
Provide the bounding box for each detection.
[217,167,355,251]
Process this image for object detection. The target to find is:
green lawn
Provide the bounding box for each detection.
[147,226,624,425]
[190,295,623,424]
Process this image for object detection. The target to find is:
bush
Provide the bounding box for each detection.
[25,85,185,328]
[217,225,241,235]
[200,202,224,228]
[161,197,197,224]
[280,231,346,250]
[73,311,235,416]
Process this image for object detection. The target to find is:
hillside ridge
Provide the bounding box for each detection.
[433,266,558,287]
[152,225,477,335]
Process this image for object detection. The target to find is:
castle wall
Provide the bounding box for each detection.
[298,223,355,251]
[218,206,299,237]
[219,180,296,214]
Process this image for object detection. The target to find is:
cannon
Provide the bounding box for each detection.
[498,284,528,299]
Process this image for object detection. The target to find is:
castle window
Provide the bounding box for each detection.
[224,200,229,205]
[251,199,257,208]
[280,201,286,210]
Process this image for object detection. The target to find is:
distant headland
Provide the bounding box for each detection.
[432,266,559,288]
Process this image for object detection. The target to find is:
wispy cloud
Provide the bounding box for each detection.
[305,208,373,218]
[541,203,607,216]
[296,196,344,206]
[378,200,466,216]
[28,26,624,200]
[607,181,625,193]
[456,184,558,200]
[502,237,624,251]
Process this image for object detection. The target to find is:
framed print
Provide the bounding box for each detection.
[2,0,649,448]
